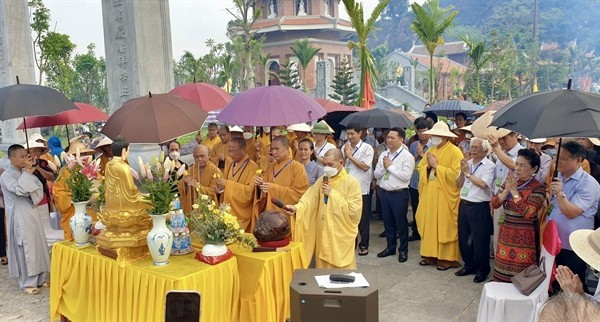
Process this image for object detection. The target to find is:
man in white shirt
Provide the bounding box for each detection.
[455,138,496,283]
[487,131,524,254]
[342,124,374,256]
[374,128,415,263]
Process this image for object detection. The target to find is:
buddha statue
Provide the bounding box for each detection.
[96,136,153,263]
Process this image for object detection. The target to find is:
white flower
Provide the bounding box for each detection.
[138,157,146,178]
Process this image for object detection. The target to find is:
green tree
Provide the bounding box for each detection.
[174,51,203,85]
[329,59,358,106]
[29,0,51,84]
[461,35,490,101]
[290,39,321,92]
[71,44,108,110]
[276,61,301,90]
[410,0,458,103]
[227,0,262,91]
[342,0,390,107]
[43,32,76,97]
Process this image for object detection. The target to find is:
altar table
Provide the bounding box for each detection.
[230,242,308,322]
[50,242,239,322]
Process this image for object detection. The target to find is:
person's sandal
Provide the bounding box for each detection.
[38,282,50,288]
[24,288,40,295]
[0,257,7,265]
[419,259,431,266]
[358,248,369,256]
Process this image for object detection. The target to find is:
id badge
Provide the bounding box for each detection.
[461,186,468,197]
[498,213,506,225]
[383,171,390,180]
[345,166,350,174]
[495,177,502,188]
[429,169,436,181]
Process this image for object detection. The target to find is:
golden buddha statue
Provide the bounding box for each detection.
[96,136,153,263]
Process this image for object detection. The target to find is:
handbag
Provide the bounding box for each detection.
[511,215,546,295]
[511,257,546,295]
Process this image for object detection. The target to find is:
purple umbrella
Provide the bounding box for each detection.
[217,85,326,126]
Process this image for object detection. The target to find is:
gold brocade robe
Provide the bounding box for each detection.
[221,156,259,231]
[254,156,309,235]
[294,170,362,269]
[52,167,76,240]
[202,136,221,151]
[104,157,150,210]
[416,142,463,262]
[257,134,271,160]
[178,161,221,214]
[209,141,232,170]
[245,138,258,162]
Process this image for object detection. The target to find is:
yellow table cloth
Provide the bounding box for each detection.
[230,242,307,322]
[50,242,240,322]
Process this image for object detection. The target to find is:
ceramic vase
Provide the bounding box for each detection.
[70,201,93,247]
[147,214,174,266]
[201,239,227,257]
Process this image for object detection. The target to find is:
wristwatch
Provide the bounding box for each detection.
[465,173,471,179]
[558,192,567,199]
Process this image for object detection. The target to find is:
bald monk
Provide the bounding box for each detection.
[209,125,232,170]
[179,145,222,214]
[285,149,362,269]
[216,137,259,231]
[253,136,308,234]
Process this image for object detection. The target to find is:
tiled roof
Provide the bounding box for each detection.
[410,41,467,56]
[408,53,467,73]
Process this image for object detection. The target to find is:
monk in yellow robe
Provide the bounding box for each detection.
[286,149,362,269]
[253,136,308,234]
[179,145,221,214]
[202,122,221,151]
[416,121,463,270]
[216,137,259,231]
[242,126,258,162]
[209,125,232,171]
[52,141,96,240]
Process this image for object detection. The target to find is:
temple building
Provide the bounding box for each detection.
[251,0,355,93]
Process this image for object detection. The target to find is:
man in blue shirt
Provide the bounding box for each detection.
[549,140,600,294]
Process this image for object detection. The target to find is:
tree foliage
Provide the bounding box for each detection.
[290,39,321,92]
[227,0,263,91]
[329,59,358,106]
[275,61,301,90]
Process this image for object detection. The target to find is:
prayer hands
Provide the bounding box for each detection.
[555,265,584,294]
[343,143,353,156]
[416,142,424,156]
[550,179,563,197]
[505,171,518,193]
[426,152,438,169]
[253,176,264,186]
[460,158,470,175]
[383,156,392,169]
[322,182,332,197]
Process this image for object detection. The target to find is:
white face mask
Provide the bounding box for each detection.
[323,166,339,178]
[263,126,271,133]
[465,133,473,139]
[169,151,180,161]
[431,136,444,146]
[243,132,253,140]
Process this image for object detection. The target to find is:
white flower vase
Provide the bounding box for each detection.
[201,240,228,257]
[70,201,93,247]
[147,214,174,266]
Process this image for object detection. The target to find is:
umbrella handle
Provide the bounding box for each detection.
[23,117,30,150]
[552,138,563,180]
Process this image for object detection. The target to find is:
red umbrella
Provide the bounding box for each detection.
[314,98,365,113]
[169,82,232,112]
[16,102,109,129]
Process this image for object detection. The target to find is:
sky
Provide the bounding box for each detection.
[43,0,422,59]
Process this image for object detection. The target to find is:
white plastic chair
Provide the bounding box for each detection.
[477,220,561,322]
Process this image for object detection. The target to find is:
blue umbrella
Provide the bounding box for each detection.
[425,100,482,118]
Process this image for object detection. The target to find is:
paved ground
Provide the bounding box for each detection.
[0,218,484,321]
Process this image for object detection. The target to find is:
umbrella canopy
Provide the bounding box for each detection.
[339,108,413,129]
[16,102,109,129]
[315,98,365,113]
[101,92,208,143]
[217,85,326,126]
[490,80,600,139]
[473,100,510,116]
[425,100,482,117]
[170,82,232,112]
[0,81,77,121]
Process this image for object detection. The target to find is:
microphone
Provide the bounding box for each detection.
[323,176,329,204]
[271,197,286,209]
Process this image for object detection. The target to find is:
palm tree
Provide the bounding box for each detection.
[342,0,390,107]
[410,0,458,103]
[290,39,321,92]
[461,35,490,101]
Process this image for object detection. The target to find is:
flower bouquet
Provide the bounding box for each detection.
[132,153,185,215]
[189,194,256,264]
[62,152,101,202]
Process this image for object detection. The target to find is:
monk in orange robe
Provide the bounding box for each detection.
[216,137,259,231]
[253,136,309,235]
[209,125,232,171]
[242,126,258,162]
[179,145,222,214]
[202,122,222,151]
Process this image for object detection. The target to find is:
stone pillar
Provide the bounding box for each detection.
[0,0,37,145]
[101,0,174,113]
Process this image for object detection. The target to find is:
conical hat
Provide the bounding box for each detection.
[471,111,511,140]
[423,121,457,138]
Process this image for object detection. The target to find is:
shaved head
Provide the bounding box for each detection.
[324,148,343,162]
[193,144,210,167]
[272,135,289,147]
[193,144,209,155]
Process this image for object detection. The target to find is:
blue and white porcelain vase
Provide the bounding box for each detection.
[147,213,174,266]
[69,201,93,247]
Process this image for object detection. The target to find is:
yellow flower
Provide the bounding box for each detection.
[256,169,263,176]
[239,229,245,234]
[200,194,209,201]
[183,170,189,176]
[207,204,214,211]
[225,205,232,213]
[213,172,221,179]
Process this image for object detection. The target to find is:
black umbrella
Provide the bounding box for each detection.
[424,100,482,117]
[339,108,413,129]
[491,79,600,178]
[0,76,78,148]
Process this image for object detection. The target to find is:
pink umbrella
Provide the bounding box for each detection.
[16,102,109,129]
[170,82,232,112]
[218,86,326,126]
